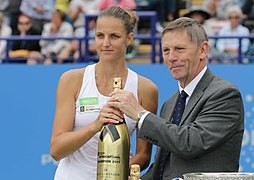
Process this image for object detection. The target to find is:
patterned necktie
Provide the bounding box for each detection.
[171,90,188,125]
[157,90,188,179]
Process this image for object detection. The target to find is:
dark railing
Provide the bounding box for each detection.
[0,36,85,63]
[1,11,159,63]
[208,35,248,64]
[1,18,254,64]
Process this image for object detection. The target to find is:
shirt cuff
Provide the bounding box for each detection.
[138,111,150,129]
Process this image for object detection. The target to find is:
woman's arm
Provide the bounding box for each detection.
[50,68,124,161]
[50,69,95,160]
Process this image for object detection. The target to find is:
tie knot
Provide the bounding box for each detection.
[180,90,188,99]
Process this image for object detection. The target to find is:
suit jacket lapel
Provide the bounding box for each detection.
[179,69,215,126]
[161,92,179,123]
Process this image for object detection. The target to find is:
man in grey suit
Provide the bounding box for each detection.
[108,17,244,179]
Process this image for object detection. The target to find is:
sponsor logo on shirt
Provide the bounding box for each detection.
[79,97,100,112]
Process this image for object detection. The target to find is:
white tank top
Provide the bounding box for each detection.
[54,64,138,180]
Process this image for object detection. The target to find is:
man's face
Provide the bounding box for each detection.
[161,31,207,87]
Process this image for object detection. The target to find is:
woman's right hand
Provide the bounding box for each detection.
[93,104,124,132]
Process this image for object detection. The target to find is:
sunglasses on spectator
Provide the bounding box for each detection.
[18,21,30,25]
[229,16,240,20]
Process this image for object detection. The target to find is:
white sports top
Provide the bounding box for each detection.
[54,64,138,180]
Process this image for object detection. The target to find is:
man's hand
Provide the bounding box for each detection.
[108,89,145,121]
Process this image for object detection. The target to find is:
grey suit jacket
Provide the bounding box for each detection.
[139,69,244,180]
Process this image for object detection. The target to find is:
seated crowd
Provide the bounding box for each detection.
[0,0,254,64]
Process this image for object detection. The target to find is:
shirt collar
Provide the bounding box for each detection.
[178,66,207,97]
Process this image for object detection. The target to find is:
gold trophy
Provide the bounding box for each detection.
[97,77,130,180]
[130,164,140,180]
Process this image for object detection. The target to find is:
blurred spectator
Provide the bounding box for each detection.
[135,0,165,32]
[9,13,41,64]
[241,0,254,32]
[204,0,241,34]
[1,0,22,34]
[55,0,71,14]
[165,0,178,22]
[40,9,73,64]
[98,0,136,10]
[135,0,179,32]
[66,0,99,63]
[0,0,9,24]
[0,11,12,63]
[57,23,96,64]
[184,5,221,59]
[205,0,240,20]
[67,0,99,31]
[216,5,250,63]
[20,0,55,34]
[153,0,165,32]
[184,6,213,35]
[55,0,72,24]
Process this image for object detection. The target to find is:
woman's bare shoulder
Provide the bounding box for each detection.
[59,68,84,82]
[138,75,158,92]
[137,75,158,112]
[57,68,85,92]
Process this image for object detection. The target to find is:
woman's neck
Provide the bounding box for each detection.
[95,61,127,79]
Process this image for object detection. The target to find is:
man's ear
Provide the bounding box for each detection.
[200,41,209,60]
